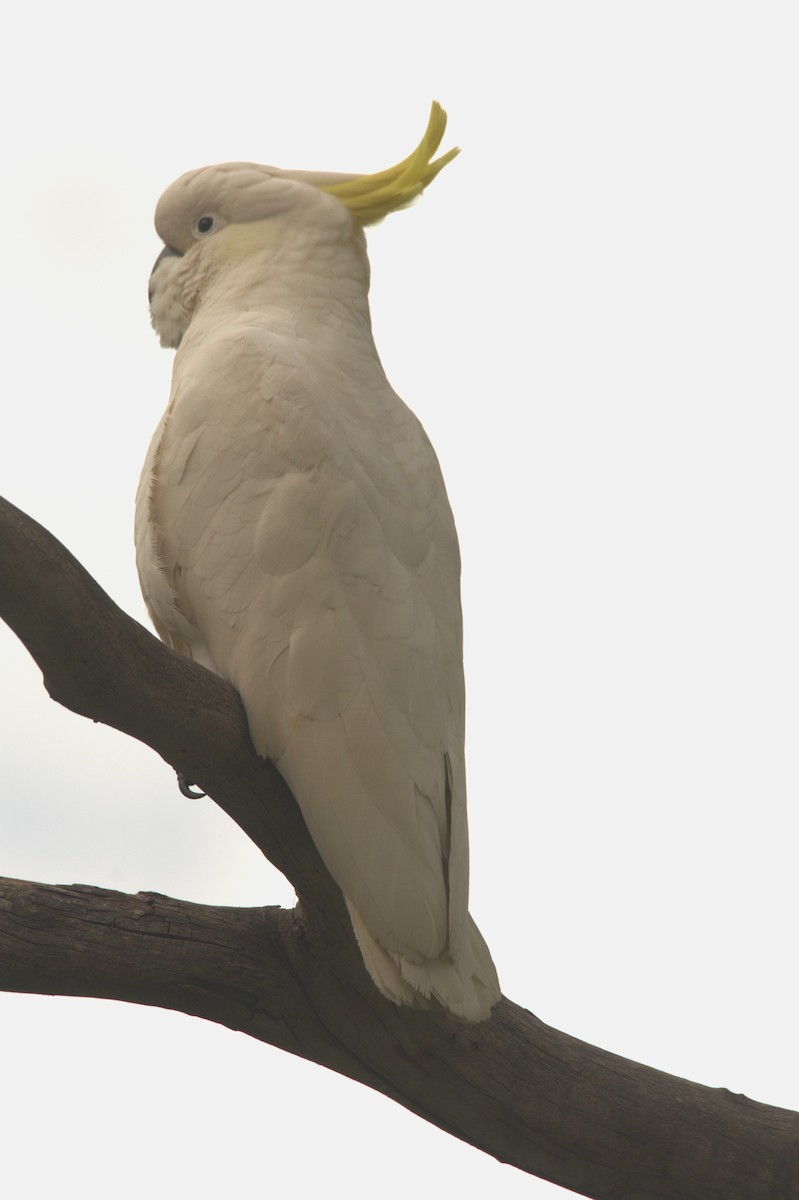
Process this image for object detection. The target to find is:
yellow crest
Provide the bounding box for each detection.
[322,102,459,226]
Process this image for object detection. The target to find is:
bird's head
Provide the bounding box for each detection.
[148,102,459,348]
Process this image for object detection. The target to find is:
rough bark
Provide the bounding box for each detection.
[1,494,798,1200]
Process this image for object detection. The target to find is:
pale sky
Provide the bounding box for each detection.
[1,3,798,1197]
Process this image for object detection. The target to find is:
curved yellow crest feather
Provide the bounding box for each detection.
[321,102,459,226]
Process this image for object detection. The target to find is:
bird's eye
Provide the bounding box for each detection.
[194,215,217,236]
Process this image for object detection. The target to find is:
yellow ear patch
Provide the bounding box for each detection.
[321,102,459,226]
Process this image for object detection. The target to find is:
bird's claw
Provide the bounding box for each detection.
[177,772,206,799]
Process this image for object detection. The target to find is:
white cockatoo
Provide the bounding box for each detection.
[136,104,500,1021]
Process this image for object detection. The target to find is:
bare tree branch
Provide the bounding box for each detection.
[1,494,798,1200]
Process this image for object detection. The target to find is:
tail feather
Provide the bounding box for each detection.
[346,900,500,1023]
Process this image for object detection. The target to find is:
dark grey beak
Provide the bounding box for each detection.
[148,244,183,302]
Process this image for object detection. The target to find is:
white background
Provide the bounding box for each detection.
[1,3,797,1197]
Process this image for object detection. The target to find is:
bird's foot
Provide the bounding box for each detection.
[177,772,206,798]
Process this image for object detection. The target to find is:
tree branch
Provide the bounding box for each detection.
[1,494,798,1200]
[0,496,334,911]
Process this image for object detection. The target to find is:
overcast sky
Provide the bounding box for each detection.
[1,3,798,1197]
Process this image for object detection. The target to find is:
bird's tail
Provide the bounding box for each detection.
[346,900,500,1023]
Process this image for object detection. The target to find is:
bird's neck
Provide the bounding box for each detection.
[190,220,376,344]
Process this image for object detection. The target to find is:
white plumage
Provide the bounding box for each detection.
[136,106,500,1021]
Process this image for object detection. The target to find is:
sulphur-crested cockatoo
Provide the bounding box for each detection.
[136,104,500,1021]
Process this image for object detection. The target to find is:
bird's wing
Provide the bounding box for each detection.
[143,320,469,960]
